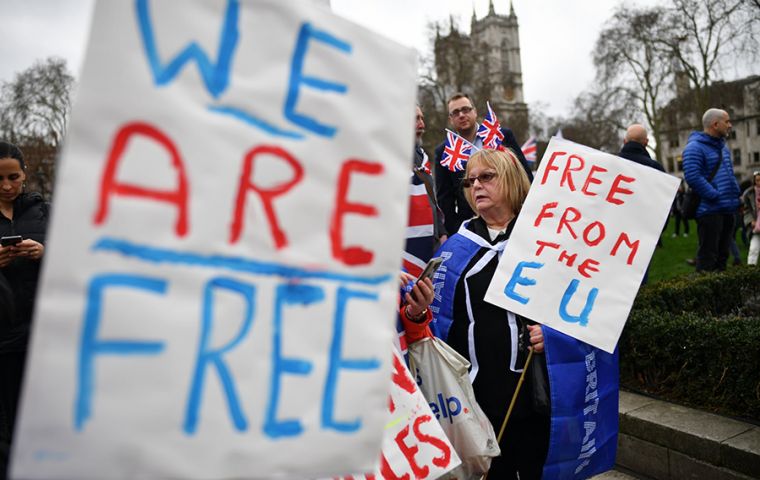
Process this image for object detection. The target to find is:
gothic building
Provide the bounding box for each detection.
[433,0,529,142]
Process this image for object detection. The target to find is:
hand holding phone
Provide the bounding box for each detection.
[0,235,23,247]
[416,257,443,284]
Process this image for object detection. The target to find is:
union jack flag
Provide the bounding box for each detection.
[440,130,473,172]
[476,101,505,149]
[521,135,537,163]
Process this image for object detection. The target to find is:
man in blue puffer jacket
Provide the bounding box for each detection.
[683,108,741,272]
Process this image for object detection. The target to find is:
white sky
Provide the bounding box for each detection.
[2,0,662,117]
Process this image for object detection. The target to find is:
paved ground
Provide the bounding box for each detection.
[590,468,643,479]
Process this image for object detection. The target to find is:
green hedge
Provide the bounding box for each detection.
[620,267,760,421]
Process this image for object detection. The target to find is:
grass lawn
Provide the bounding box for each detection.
[646,214,749,284]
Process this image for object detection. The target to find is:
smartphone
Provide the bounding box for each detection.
[416,257,443,283]
[0,235,22,247]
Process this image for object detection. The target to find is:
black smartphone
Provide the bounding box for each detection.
[0,235,22,247]
[416,257,443,283]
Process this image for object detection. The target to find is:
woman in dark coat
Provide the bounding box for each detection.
[0,141,49,461]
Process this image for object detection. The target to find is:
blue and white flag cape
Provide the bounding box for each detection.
[430,221,618,479]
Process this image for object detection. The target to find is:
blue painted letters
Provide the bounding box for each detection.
[504,261,544,304]
[76,274,167,430]
[184,277,256,434]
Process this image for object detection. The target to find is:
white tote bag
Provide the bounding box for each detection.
[408,337,500,480]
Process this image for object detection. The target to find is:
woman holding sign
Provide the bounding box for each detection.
[0,141,49,462]
[427,148,550,478]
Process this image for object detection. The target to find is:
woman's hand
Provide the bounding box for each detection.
[404,277,434,319]
[399,271,415,289]
[527,324,544,353]
[10,239,45,260]
[0,245,13,267]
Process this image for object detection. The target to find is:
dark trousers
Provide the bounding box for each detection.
[0,351,26,479]
[674,212,689,235]
[696,213,735,272]
[488,413,550,479]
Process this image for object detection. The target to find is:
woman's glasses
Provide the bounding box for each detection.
[462,171,497,188]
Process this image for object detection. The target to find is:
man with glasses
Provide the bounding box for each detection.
[434,93,532,235]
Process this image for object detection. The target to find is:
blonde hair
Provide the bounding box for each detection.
[464,148,531,215]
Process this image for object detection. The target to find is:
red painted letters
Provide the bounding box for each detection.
[94,122,190,236]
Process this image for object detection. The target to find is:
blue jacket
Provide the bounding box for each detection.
[682,131,740,217]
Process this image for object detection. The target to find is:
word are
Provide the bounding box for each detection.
[94,122,381,266]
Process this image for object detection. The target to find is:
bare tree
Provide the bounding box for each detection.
[0,57,74,198]
[657,0,756,117]
[593,5,673,161]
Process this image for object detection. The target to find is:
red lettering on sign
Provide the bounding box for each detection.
[94,122,189,236]
[583,221,606,246]
[391,355,415,394]
[558,250,577,267]
[394,425,428,479]
[535,240,560,256]
[229,145,304,247]
[413,415,451,468]
[557,207,582,239]
[606,175,636,205]
[540,151,566,185]
[610,232,639,265]
[560,154,585,191]
[534,202,558,227]
[330,160,382,266]
[380,453,409,480]
[578,258,601,278]
[581,165,607,197]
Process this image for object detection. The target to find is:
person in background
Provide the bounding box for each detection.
[618,124,666,281]
[743,171,760,265]
[618,124,665,173]
[403,105,447,276]
[683,109,741,272]
[0,141,49,475]
[434,93,532,236]
[395,105,446,351]
[672,182,690,237]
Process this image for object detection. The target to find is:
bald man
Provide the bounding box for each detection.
[683,108,741,272]
[618,124,666,283]
[618,124,665,172]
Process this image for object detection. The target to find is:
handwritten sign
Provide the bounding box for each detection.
[12,0,417,478]
[327,350,461,480]
[485,138,678,353]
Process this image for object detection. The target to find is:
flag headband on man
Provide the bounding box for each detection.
[440,129,479,172]
[476,101,505,149]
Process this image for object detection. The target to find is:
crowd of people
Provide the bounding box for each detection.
[398,98,753,478]
[0,95,754,479]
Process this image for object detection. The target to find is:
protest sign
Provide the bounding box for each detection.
[327,349,461,480]
[12,1,417,478]
[485,138,679,353]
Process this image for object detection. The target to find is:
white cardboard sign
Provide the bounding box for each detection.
[485,138,679,353]
[327,349,461,480]
[12,1,417,478]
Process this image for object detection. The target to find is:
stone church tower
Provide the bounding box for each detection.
[434,0,529,142]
